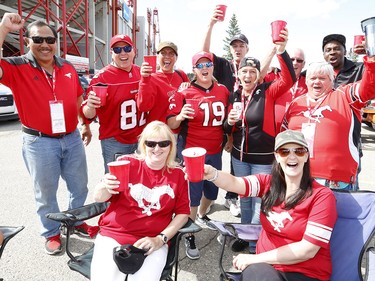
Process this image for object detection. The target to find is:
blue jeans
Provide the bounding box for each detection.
[231,156,272,225]
[232,157,272,251]
[100,137,138,173]
[22,129,88,238]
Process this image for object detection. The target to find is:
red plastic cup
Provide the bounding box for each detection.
[271,20,287,43]
[182,147,207,182]
[144,55,157,73]
[216,5,227,21]
[353,35,366,54]
[185,99,200,117]
[108,160,130,192]
[92,84,108,106]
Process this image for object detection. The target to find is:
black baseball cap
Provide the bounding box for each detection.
[322,34,346,51]
[230,34,249,45]
[239,57,260,71]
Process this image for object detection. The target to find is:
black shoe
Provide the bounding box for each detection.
[231,238,248,252]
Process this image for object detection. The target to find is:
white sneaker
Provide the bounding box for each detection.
[225,199,241,217]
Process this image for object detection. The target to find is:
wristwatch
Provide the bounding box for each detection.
[159,233,168,244]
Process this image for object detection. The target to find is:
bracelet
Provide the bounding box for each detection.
[207,168,219,182]
[81,123,86,126]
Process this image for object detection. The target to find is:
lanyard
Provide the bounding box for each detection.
[290,77,300,100]
[239,87,256,161]
[42,66,57,101]
[305,91,331,122]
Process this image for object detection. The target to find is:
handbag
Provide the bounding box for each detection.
[113,244,147,274]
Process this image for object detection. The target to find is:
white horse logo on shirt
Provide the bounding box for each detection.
[299,105,332,123]
[266,211,293,232]
[129,183,175,216]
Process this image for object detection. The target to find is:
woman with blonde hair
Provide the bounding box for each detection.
[91,121,190,281]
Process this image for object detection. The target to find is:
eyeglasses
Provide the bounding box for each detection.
[144,140,172,148]
[194,62,214,69]
[112,46,133,54]
[276,147,308,157]
[29,36,57,44]
[291,58,304,63]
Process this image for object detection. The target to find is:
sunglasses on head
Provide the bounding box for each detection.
[276,147,308,157]
[291,58,304,63]
[112,46,133,54]
[194,62,213,69]
[29,36,56,44]
[144,140,172,148]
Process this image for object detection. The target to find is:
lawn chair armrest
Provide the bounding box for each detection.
[178,218,202,234]
[0,226,24,259]
[46,202,109,225]
[209,220,262,241]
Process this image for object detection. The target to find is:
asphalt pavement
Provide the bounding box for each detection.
[0,121,374,281]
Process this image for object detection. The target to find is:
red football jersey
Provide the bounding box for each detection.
[87,64,146,144]
[168,82,229,154]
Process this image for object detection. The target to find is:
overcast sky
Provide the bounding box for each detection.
[137,0,374,72]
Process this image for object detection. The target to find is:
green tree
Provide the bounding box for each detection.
[347,48,359,62]
[223,14,241,60]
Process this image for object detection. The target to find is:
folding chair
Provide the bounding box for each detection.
[46,202,201,281]
[209,189,375,281]
[330,189,375,281]
[0,225,25,281]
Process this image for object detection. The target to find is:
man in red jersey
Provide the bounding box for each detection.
[82,35,146,172]
[0,13,92,255]
[138,41,190,124]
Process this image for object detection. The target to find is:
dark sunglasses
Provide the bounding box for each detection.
[194,62,213,69]
[276,147,308,157]
[112,46,133,54]
[291,58,304,63]
[29,36,56,44]
[144,140,172,148]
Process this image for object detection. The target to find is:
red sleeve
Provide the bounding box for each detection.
[359,56,375,102]
[137,76,157,112]
[303,183,337,248]
[240,174,271,197]
[267,52,296,100]
[167,91,184,119]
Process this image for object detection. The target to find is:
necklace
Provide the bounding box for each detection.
[163,72,175,86]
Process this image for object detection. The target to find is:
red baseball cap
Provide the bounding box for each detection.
[110,34,133,48]
[192,51,213,66]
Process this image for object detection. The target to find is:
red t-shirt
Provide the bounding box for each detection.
[167,82,229,154]
[1,53,83,134]
[242,174,337,281]
[86,64,146,143]
[98,155,190,244]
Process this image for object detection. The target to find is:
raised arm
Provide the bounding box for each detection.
[202,6,222,52]
[0,13,25,78]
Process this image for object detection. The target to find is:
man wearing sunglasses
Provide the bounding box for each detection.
[82,34,146,173]
[262,47,308,132]
[0,13,93,255]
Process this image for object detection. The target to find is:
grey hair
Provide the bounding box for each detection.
[306,62,334,81]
